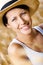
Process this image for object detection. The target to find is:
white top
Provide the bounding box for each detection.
[8,26,43,65]
[33,26,43,35]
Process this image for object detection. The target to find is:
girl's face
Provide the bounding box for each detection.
[6,8,32,35]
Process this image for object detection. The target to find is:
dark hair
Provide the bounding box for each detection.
[2,4,29,27]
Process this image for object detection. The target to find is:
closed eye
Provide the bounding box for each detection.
[12,17,17,22]
[21,12,27,16]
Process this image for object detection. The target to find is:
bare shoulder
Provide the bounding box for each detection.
[8,43,28,59]
[8,43,32,65]
[8,43,25,55]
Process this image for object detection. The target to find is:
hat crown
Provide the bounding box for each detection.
[0,0,18,10]
[0,0,39,17]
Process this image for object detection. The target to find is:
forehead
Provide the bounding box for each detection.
[6,8,27,17]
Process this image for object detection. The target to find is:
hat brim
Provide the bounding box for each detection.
[0,0,39,22]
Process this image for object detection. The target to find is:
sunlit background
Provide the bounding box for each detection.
[0,0,43,65]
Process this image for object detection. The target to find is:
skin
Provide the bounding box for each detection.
[6,8,43,65]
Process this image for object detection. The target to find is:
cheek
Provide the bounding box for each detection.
[22,14,31,21]
[25,15,32,25]
[9,21,18,30]
[10,23,19,32]
[12,22,18,29]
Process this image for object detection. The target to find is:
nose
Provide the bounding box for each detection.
[18,17,25,25]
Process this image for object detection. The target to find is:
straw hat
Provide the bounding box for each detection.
[0,0,39,22]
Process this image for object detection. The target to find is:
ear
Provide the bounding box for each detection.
[6,24,11,28]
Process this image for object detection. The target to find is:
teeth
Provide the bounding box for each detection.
[20,23,29,29]
[22,25,29,29]
[23,26,27,28]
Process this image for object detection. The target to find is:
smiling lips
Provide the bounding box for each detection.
[21,25,29,31]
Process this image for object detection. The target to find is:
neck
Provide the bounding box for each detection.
[16,28,36,45]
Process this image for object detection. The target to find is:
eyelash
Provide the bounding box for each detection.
[12,17,17,22]
[12,12,27,22]
[21,12,27,15]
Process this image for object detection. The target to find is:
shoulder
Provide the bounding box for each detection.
[8,43,26,57]
[8,43,32,65]
[33,23,43,35]
[8,43,24,51]
[39,23,43,29]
